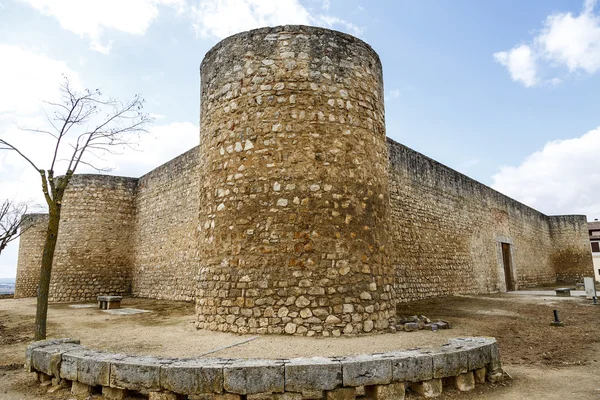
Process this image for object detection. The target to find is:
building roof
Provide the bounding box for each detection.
[589,221,600,231]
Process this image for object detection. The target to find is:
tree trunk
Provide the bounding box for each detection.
[34,205,61,340]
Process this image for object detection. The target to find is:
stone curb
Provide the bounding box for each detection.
[26,337,503,398]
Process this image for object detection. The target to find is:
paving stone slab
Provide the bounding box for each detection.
[224,359,285,395]
[160,358,229,394]
[102,308,151,315]
[285,357,342,392]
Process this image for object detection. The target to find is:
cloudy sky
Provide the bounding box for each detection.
[1,0,600,277]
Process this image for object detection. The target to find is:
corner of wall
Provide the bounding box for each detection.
[549,215,594,283]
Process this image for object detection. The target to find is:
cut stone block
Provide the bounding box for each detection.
[365,382,405,400]
[31,343,82,377]
[224,359,285,395]
[341,354,392,387]
[474,367,486,384]
[285,357,342,392]
[214,394,244,400]
[272,393,303,400]
[448,337,493,370]
[488,341,502,373]
[109,355,170,391]
[324,387,356,400]
[408,379,442,398]
[160,358,227,394]
[25,338,80,372]
[60,348,113,386]
[148,391,185,400]
[429,346,468,378]
[383,350,434,383]
[71,380,92,396]
[102,386,128,399]
[454,372,474,391]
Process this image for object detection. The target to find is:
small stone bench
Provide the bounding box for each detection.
[555,288,572,297]
[97,295,122,310]
[26,337,504,400]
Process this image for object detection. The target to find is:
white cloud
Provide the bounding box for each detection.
[20,0,185,54]
[493,45,538,87]
[0,45,198,277]
[0,44,81,116]
[384,89,400,102]
[191,0,363,39]
[492,126,600,218]
[494,0,600,86]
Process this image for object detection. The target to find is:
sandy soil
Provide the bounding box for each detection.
[1,292,599,399]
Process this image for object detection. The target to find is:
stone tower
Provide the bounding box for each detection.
[196,25,395,336]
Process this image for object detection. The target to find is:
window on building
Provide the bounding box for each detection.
[592,242,600,253]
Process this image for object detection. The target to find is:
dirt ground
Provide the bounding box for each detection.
[1,292,599,399]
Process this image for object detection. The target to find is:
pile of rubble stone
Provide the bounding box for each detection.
[397,315,452,332]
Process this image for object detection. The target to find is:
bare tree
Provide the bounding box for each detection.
[0,199,28,255]
[0,77,152,340]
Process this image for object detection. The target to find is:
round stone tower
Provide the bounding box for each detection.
[197,25,394,336]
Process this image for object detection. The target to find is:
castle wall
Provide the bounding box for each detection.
[196,25,394,336]
[388,139,591,301]
[549,215,594,283]
[14,214,49,298]
[131,147,200,301]
[48,175,137,302]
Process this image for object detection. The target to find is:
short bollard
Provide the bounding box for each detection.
[550,309,564,327]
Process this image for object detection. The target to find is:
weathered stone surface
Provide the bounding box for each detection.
[448,337,493,370]
[454,372,475,392]
[160,358,227,394]
[408,379,442,398]
[109,355,169,391]
[102,386,128,399]
[14,24,594,336]
[385,350,434,383]
[214,393,244,400]
[148,391,185,400]
[60,348,112,386]
[365,382,405,400]
[285,357,342,392]
[71,380,92,396]
[26,339,80,372]
[224,359,284,394]
[430,346,468,379]
[324,387,356,400]
[474,367,486,384]
[341,355,392,387]
[31,343,82,377]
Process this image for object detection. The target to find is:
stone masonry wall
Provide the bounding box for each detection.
[388,138,591,301]
[14,214,49,298]
[549,215,594,283]
[131,147,200,301]
[196,25,394,336]
[48,175,137,302]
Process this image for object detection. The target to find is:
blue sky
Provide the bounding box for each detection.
[1,0,600,277]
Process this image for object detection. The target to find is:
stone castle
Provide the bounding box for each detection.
[15,26,593,336]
